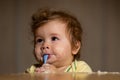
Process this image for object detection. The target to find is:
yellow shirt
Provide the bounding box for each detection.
[64,60,92,72]
[26,60,92,73]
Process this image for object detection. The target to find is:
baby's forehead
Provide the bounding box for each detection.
[40,19,68,30]
[36,20,69,34]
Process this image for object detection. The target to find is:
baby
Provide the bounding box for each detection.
[26,8,92,73]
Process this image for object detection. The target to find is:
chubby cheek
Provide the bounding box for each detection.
[53,44,71,59]
[34,46,42,61]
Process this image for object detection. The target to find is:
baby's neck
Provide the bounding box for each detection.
[57,65,69,72]
[57,59,74,72]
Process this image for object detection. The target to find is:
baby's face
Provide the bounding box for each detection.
[34,20,76,68]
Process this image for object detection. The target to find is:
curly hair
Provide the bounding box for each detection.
[31,8,83,60]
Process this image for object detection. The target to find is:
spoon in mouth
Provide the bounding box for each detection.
[43,54,48,64]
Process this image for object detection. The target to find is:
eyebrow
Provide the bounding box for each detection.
[50,33,62,38]
[50,33,59,36]
[35,33,60,38]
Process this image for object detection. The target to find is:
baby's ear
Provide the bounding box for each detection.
[72,41,81,55]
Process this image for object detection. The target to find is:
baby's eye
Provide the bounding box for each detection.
[36,39,43,43]
[51,37,59,41]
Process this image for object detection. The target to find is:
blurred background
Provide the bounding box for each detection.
[0,0,120,74]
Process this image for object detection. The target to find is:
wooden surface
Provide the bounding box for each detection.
[0,72,120,80]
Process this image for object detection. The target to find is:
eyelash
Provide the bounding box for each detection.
[36,39,43,43]
[35,36,59,44]
[51,37,59,41]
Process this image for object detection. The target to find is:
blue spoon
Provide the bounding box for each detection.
[43,54,48,64]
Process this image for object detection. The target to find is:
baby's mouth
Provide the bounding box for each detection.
[43,53,51,58]
[42,52,53,62]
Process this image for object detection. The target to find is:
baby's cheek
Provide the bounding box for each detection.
[53,43,72,57]
[35,47,42,61]
[54,46,66,56]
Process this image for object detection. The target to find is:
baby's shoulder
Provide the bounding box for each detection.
[75,60,92,72]
[76,60,88,66]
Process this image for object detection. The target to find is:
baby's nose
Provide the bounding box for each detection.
[41,46,49,50]
[41,42,50,50]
